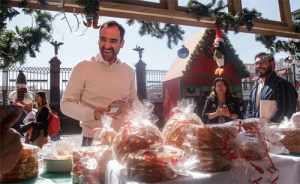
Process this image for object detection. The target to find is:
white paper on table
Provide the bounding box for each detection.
[260,100,278,120]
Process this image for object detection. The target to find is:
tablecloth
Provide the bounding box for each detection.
[105,154,300,184]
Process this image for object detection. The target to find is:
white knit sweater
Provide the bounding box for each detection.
[60,53,138,137]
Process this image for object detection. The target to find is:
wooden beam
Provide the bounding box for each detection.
[165,0,177,11]
[278,0,293,28]
[228,0,242,14]
[8,0,300,39]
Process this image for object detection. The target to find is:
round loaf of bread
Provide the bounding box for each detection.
[113,124,163,165]
[163,113,203,149]
[107,99,128,118]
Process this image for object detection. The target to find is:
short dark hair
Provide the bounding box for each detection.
[203,91,210,96]
[254,52,275,62]
[100,20,125,41]
[211,78,231,98]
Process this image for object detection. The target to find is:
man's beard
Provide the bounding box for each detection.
[256,65,272,78]
[101,47,118,62]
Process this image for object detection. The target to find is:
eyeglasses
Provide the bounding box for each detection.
[254,60,268,66]
[216,85,226,88]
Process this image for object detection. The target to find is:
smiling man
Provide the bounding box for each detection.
[60,21,138,146]
[246,52,298,123]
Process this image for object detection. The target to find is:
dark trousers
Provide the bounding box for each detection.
[82,137,93,146]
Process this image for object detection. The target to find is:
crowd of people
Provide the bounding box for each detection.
[0,20,298,175]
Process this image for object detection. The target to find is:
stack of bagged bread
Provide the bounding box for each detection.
[163,99,204,149]
[183,124,239,172]
[0,144,39,182]
[71,146,112,184]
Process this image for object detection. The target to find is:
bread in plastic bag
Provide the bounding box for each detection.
[71,145,112,183]
[163,98,204,149]
[0,144,39,182]
[91,115,117,147]
[112,100,163,165]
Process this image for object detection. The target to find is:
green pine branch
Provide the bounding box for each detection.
[127,20,185,49]
[255,34,300,57]
[0,7,52,69]
[186,0,262,34]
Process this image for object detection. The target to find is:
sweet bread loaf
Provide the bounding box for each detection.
[92,128,116,146]
[0,144,39,182]
[107,99,128,118]
[125,148,184,182]
[113,125,163,165]
[163,114,203,149]
[72,146,112,183]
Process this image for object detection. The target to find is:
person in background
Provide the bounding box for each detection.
[202,78,243,124]
[61,20,138,146]
[246,52,298,123]
[51,107,58,116]
[0,108,23,174]
[34,91,50,148]
[198,91,210,120]
[22,103,36,143]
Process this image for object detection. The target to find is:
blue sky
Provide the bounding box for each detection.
[5,0,300,71]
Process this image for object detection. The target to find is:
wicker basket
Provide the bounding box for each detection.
[267,123,300,154]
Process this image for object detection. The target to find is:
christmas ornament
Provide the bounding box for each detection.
[177,45,189,59]
[213,27,228,75]
[298,83,300,87]
[9,71,34,106]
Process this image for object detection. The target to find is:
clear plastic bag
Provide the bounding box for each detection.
[163,98,204,149]
[0,144,39,182]
[51,140,76,159]
[91,115,117,146]
[112,100,163,165]
[182,124,239,172]
[290,112,300,128]
[71,146,112,184]
[124,145,198,183]
[106,98,129,119]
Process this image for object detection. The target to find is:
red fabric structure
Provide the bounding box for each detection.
[162,29,249,123]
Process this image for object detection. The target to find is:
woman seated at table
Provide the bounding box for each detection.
[202,78,243,124]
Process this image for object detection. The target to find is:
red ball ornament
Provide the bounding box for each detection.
[298,83,300,87]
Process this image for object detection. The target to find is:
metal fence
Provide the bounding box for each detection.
[1,67,51,105]
[145,70,167,102]
[1,67,167,105]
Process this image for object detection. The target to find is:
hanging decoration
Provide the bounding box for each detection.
[177,45,189,59]
[76,0,101,29]
[186,0,262,34]
[213,27,228,75]
[181,29,250,77]
[52,0,88,40]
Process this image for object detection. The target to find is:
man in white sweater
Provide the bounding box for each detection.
[61,20,138,146]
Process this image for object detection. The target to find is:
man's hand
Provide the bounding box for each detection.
[94,107,109,120]
[0,108,23,174]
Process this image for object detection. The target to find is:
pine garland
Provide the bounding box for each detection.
[76,0,100,20]
[255,34,300,56]
[186,0,262,34]
[181,29,250,77]
[126,20,185,49]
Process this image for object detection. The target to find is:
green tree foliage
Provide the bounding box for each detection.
[0,2,52,69]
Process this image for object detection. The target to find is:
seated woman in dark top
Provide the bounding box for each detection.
[34,91,50,148]
[202,78,243,124]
